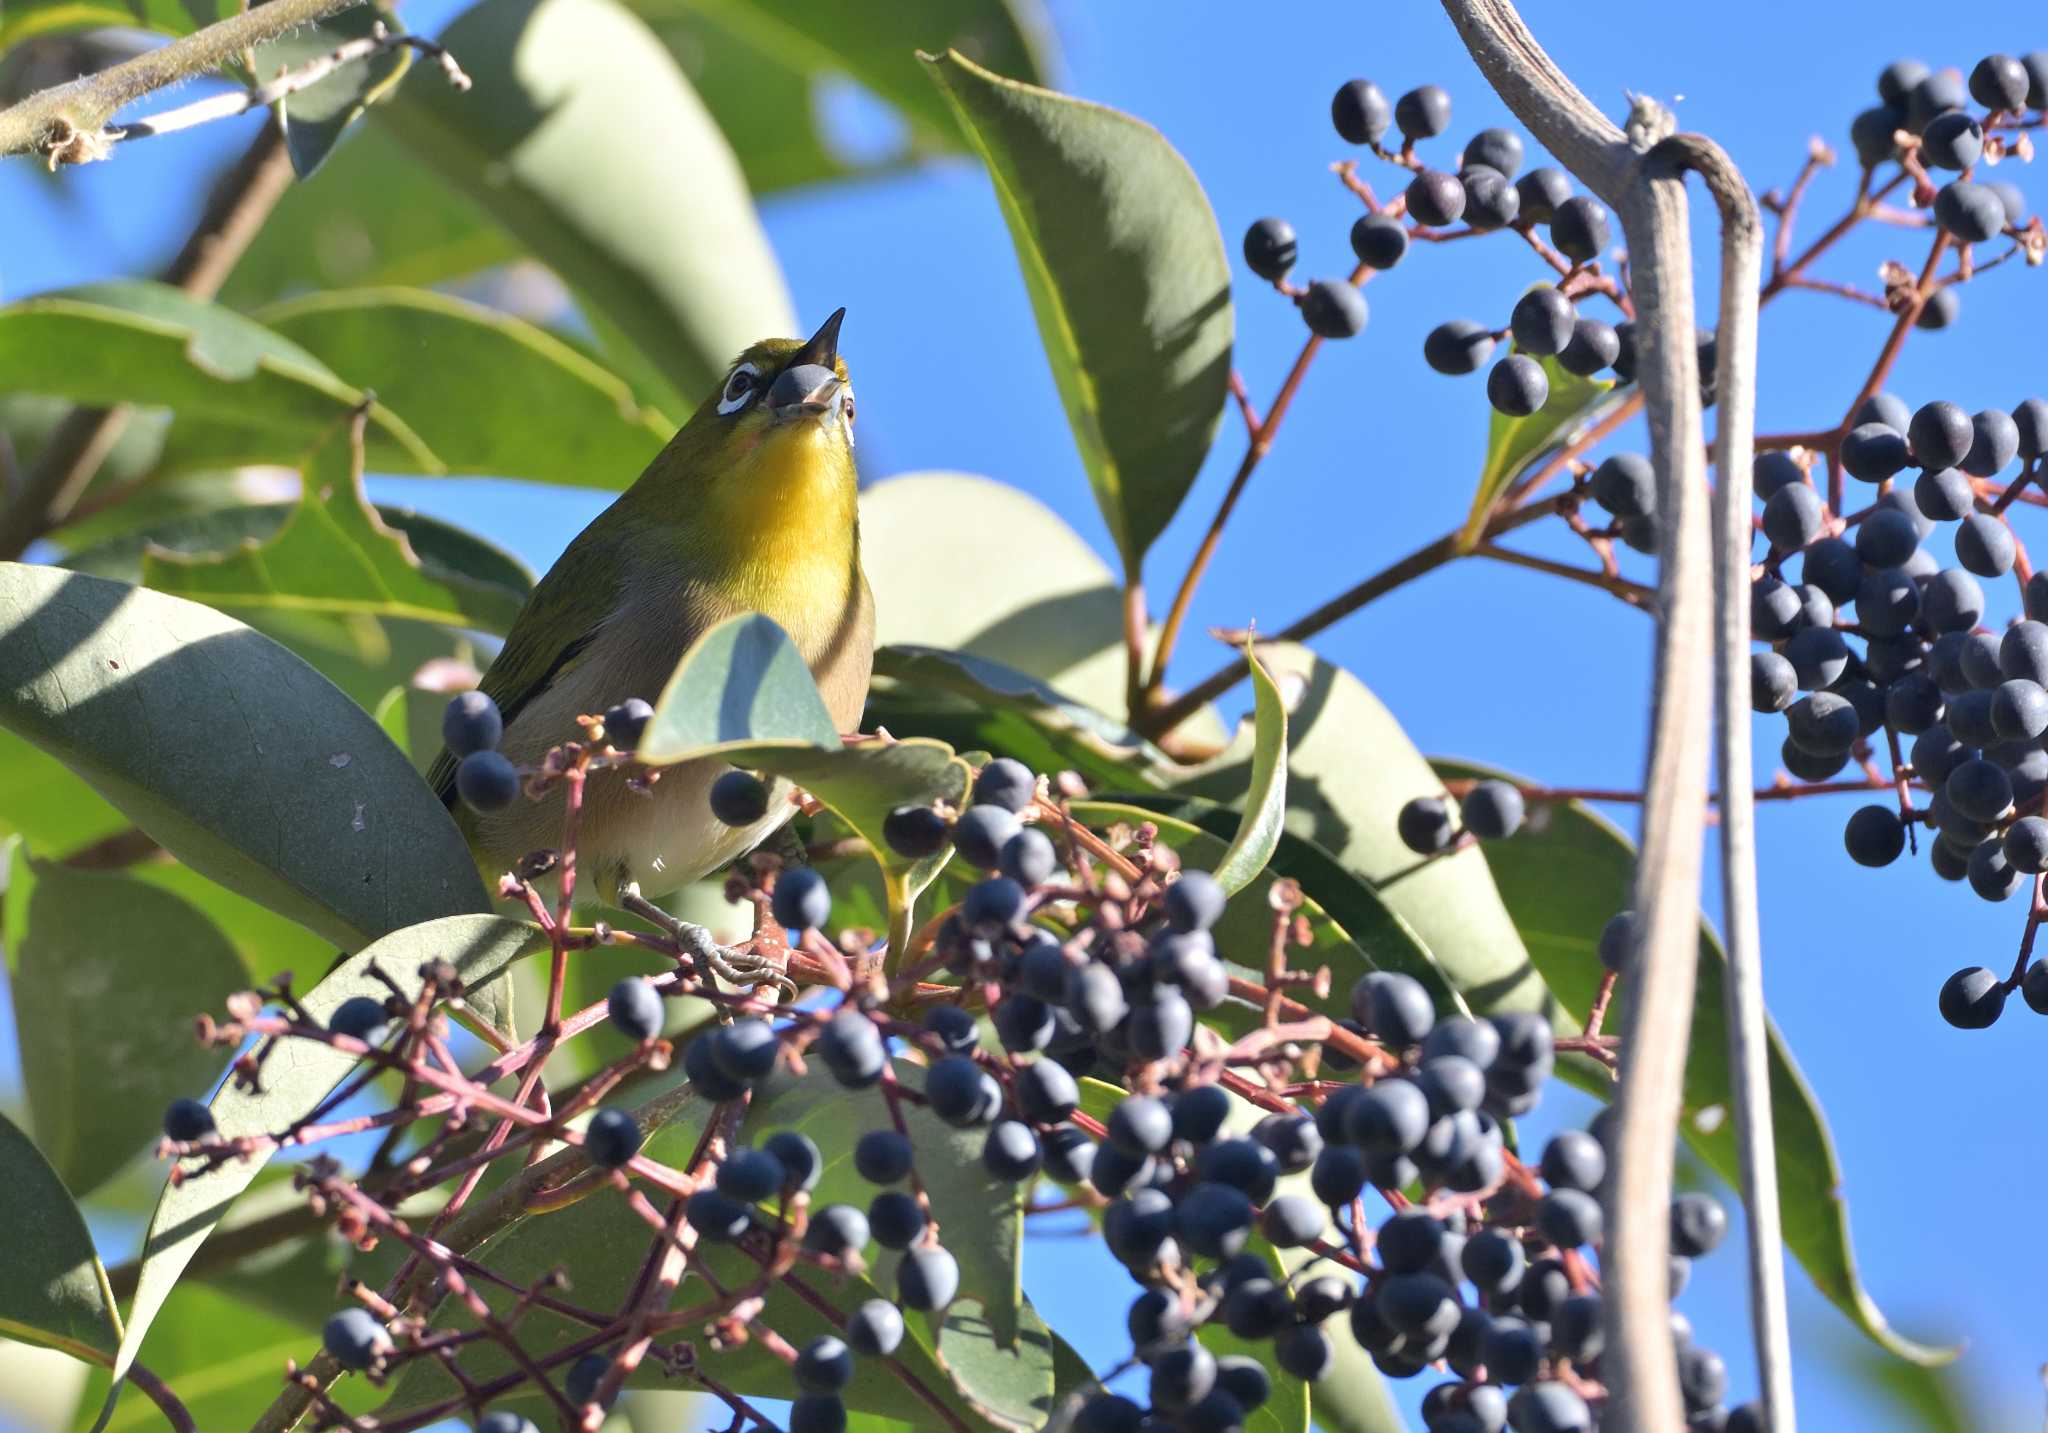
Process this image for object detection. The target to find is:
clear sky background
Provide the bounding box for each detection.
[2,1,2044,1429]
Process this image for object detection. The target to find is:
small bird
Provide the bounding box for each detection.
[428,309,874,905]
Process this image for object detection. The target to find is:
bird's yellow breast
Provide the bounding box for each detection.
[699,418,862,641]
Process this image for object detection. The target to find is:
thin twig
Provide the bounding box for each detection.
[105,25,469,150]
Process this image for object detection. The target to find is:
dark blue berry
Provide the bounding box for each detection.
[708,770,770,827]
[441,690,501,756]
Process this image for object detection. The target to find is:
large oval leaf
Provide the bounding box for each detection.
[5,849,249,1198]
[920,51,1233,575]
[380,0,796,408]
[642,614,971,945]
[640,612,843,758]
[1168,646,1544,1016]
[96,914,547,1431]
[257,286,673,489]
[0,564,487,950]
[0,1110,120,1365]
[859,472,1227,747]
[1433,759,1953,1366]
[0,282,437,476]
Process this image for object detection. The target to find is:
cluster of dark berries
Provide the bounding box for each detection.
[1741,387,2048,1028]
[1397,777,1531,857]
[1241,77,1656,425]
[442,689,655,815]
[160,717,1755,1431]
[1849,53,2046,309]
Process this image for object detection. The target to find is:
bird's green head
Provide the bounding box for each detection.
[687,306,854,456]
[640,308,859,560]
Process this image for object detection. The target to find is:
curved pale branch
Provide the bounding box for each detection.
[1434,3,1714,1427]
[1658,131,1792,1431]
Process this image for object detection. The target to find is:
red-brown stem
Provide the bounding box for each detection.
[1474,544,1652,608]
[1830,227,1951,514]
[1781,274,1889,309]
[1437,775,1902,807]
[2004,876,2048,989]
[1139,489,1572,738]
[1759,169,1906,303]
[1767,146,1829,279]
[1584,971,1620,1040]
[1229,370,1261,435]
[546,761,588,1041]
[1144,264,1367,696]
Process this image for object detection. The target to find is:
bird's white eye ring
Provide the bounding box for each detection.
[717,363,760,415]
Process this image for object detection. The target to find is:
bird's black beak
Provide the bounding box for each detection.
[786,307,845,371]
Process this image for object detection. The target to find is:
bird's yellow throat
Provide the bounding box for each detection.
[699,418,861,624]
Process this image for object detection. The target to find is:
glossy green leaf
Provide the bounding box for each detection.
[141,410,526,633]
[0,282,437,477]
[921,51,1232,575]
[1170,646,1544,1016]
[385,1060,1050,1430]
[6,850,249,1197]
[641,612,844,758]
[1459,348,1619,550]
[1212,642,1286,896]
[0,563,487,950]
[380,0,796,408]
[0,1109,120,1364]
[868,644,1170,790]
[256,7,413,178]
[1433,759,1954,1365]
[97,914,546,1430]
[222,123,521,310]
[859,473,1226,747]
[257,286,673,488]
[642,614,973,944]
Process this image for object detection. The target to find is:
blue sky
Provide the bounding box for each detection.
[3,1,2045,1429]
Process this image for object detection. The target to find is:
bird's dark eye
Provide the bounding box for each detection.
[717,363,760,415]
